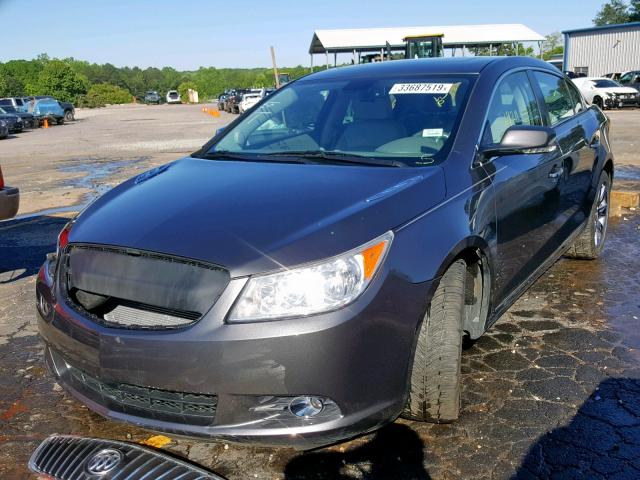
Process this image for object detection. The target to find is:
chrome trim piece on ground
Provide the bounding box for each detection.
[29,434,225,479]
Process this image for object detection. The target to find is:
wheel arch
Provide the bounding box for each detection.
[430,236,493,339]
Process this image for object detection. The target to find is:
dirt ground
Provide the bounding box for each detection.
[0,104,639,479]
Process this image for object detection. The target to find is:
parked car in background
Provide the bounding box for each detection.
[0,110,23,133]
[572,77,640,108]
[563,71,586,79]
[603,72,622,81]
[37,57,614,448]
[217,91,232,112]
[238,92,263,113]
[144,91,162,104]
[0,105,37,128]
[166,90,181,104]
[226,89,249,113]
[0,120,8,139]
[34,96,75,121]
[28,98,65,125]
[619,70,640,93]
[0,164,19,220]
[0,97,28,112]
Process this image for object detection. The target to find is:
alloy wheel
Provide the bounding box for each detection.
[594,183,608,247]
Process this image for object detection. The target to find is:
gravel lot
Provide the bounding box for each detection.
[0,103,639,479]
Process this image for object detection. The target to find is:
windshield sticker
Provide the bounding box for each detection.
[422,128,444,137]
[390,83,453,95]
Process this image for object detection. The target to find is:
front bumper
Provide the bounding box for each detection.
[604,95,639,108]
[0,186,19,220]
[36,253,431,448]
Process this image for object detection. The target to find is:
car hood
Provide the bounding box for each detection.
[70,157,446,276]
[598,86,638,94]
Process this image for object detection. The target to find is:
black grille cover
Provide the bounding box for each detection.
[61,245,229,328]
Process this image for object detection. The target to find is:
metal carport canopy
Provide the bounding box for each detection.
[309,24,544,54]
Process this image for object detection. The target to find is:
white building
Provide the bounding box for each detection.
[563,22,640,76]
[308,24,544,68]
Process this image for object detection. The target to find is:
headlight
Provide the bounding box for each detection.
[229,231,394,322]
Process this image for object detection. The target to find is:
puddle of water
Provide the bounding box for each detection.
[615,165,640,181]
[13,157,150,221]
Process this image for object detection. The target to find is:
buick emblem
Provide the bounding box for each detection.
[86,448,123,475]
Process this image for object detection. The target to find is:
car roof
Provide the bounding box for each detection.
[302,56,556,81]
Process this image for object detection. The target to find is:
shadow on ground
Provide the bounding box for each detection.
[283,378,640,480]
[516,377,640,479]
[0,215,69,283]
[284,423,430,479]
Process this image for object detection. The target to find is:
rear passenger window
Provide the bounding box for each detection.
[533,72,575,125]
[483,72,542,144]
[565,80,585,113]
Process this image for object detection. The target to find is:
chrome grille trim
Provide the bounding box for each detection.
[29,435,224,479]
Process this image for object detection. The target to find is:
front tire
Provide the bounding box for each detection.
[64,110,74,122]
[593,96,603,109]
[403,259,465,423]
[565,171,610,259]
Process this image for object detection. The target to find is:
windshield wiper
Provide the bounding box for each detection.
[196,151,314,164]
[263,150,407,168]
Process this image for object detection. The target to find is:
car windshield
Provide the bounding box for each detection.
[206,75,473,167]
[593,79,621,88]
[0,106,15,112]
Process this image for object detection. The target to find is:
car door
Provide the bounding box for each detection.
[531,71,594,242]
[481,71,565,302]
[563,77,599,228]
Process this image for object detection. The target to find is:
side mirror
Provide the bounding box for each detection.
[480,126,557,161]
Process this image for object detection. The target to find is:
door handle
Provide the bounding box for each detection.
[549,167,564,179]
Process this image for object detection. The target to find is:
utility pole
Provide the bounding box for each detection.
[270,46,280,89]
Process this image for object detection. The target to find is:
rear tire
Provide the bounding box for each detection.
[565,170,610,260]
[64,110,74,122]
[403,260,465,423]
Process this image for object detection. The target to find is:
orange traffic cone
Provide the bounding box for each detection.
[43,118,49,129]
[211,110,220,118]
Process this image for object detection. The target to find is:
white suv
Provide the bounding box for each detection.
[166,90,181,104]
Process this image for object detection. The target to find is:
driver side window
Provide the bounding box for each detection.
[482,72,542,145]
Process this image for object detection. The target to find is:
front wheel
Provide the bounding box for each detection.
[64,110,74,122]
[565,171,610,259]
[403,260,466,423]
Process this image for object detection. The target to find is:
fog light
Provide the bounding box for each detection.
[289,396,324,418]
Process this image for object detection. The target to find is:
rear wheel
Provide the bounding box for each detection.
[565,171,610,259]
[64,110,74,122]
[403,260,466,423]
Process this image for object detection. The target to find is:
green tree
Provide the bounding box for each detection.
[80,83,132,108]
[542,32,564,60]
[593,0,631,25]
[630,0,640,20]
[33,60,88,102]
[177,81,198,103]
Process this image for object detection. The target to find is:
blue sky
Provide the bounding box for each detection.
[0,0,606,69]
